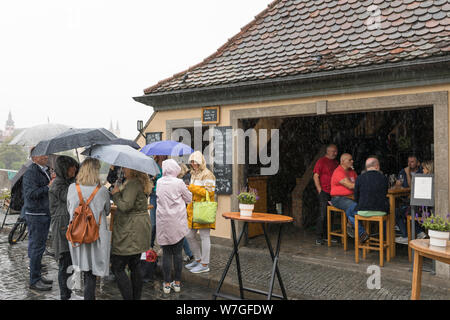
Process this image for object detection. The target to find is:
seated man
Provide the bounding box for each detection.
[330,153,368,242]
[394,155,426,243]
[396,155,423,188]
[354,157,389,218]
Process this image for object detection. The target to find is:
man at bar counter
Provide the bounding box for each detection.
[313,144,338,245]
[330,153,369,243]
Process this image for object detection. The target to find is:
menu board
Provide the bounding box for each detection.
[410,173,434,207]
[213,126,232,194]
[202,106,220,124]
[146,132,162,145]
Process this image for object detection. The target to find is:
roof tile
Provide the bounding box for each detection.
[143,0,450,94]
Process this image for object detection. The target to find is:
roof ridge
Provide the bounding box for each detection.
[143,0,283,95]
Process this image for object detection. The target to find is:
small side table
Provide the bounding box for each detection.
[213,212,293,300]
[409,239,450,300]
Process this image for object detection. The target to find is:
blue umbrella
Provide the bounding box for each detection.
[140,140,194,156]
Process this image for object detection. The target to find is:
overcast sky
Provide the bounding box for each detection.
[0,0,269,140]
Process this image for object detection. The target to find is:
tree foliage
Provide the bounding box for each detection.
[0,138,28,170]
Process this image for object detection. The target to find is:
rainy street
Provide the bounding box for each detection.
[0,229,214,300]
[0,0,450,304]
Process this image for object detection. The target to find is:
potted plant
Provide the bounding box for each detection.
[237,188,258,217]
[420,212,450,247]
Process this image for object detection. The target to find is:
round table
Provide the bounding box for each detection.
[213,212,293,300]
[409,239,450,300]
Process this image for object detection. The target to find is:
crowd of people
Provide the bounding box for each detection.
[22,147,216,300]
[19,141,435,299]
[313,144,433,246]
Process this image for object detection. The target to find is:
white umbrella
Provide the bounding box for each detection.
[81,144,160,176]
[9,123,71,147]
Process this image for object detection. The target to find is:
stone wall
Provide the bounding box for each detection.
[0,171,11,191]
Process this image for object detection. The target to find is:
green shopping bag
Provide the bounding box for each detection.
[193,191,217,224]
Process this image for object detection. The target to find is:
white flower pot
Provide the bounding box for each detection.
[428,229,450,247]
[239,203,254,217]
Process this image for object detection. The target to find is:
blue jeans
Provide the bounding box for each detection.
[395,206,424,238]
[150,193,157,248]
[183,238,192,257]
[331,196,365,236]
[26,214,50,285]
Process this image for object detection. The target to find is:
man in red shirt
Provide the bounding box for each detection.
[313,144,338,245]
[330,153,368,242]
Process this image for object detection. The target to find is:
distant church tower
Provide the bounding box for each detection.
[115,121,120,137]
[109,120,120,137]
[4,110,15,137]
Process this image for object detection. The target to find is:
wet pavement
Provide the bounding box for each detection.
[0,228,214,300]
[1,209,449,300]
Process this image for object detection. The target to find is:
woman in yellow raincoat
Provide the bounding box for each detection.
[184,151,216,274]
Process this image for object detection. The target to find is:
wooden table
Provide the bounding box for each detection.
[109,204,153,231]
[387,187,410,258]
[409,239,450,300]
[213,212,293,300]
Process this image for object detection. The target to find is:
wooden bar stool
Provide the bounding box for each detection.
[327,205,348,251]
[355,214,390,267]
[407,215,424,262]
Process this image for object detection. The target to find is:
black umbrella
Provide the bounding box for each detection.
[10,160,32,189]
[31,128,117,156]
[94,138,140,150]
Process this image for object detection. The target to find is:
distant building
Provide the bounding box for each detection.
[0,111,15,143]
[109,120,120,137]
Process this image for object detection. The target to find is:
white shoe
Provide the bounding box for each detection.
[185,260,200,270]
[395,236,408,244]
[416,232,427,239]
[170,281,181,293]
[394,225,400,232]
[162,283,171,294]
[190,264,210,274]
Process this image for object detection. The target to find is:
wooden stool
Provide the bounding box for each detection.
[355,214,390,267]
[327,205,348,250]
[407,215,424,262]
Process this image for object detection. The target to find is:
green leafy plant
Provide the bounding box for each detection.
[237,188,258,205]
[0,189,10,201]
[420,211,450,232]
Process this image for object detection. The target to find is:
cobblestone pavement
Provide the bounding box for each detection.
[1,209,449,300]
[0,229,213,300]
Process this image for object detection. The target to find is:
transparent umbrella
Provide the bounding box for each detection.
[81,144,160,176]
[9,123,71,147]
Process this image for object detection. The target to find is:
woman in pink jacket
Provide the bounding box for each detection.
[156,159,192,294]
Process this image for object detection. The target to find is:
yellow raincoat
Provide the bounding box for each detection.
[187,151,216,229]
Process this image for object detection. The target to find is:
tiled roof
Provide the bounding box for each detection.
[143,0,450,94]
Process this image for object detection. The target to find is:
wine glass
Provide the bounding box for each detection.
[398,173,405,186]
[389,174,396,188]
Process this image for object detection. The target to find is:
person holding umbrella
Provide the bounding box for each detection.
[23,147,55,291]
[184,151,216,274]
[149,155,167,249]
[48,155,79,300]
[110,167,152,300]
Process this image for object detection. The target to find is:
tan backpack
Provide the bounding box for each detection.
[66,184,102,247]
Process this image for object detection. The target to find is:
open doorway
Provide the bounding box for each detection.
[242,106,433,232]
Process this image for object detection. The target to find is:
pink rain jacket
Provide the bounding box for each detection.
[155,159,192,246]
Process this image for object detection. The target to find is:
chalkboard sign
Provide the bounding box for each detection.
[146,132,162,145]
[202,106,220,124]
[213,126,232,195]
